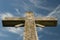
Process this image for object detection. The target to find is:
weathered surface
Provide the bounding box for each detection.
[2,12,57,40]
[24,12,38,40]
[2,17,57,27]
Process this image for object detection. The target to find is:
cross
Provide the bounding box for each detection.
[2,12,57,40]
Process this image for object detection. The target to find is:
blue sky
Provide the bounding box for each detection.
[0,0,60,40]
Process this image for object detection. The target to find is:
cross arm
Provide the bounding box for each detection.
[35,17,57,27]
[2,17,25,27]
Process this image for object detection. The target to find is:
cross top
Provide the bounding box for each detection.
[25,12,34,16]
[25,12,34,19]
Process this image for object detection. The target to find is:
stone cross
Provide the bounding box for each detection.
[2,12,57,40]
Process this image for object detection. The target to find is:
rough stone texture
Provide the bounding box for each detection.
[24,12,38,40]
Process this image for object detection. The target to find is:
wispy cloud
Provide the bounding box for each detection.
[37,27,44,32]
[15,8,21,15]
[29,0,53,11]
[10,0,53,12]
[15,8,25,17]
[0,12,23,37]
[47,5,60,25]
[0,12,14,19]
[0,0,60,40]
[47,5,60,17]
[5,27,23,35]
[4,27,24,40]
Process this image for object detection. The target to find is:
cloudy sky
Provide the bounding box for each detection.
[0,0,60,40]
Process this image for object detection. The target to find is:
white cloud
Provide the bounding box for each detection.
[5,27,23,35]
[15,8,25,17]
[37,27,43,32]
[1,4,60,39]
[47,5,60,25]
[29,0,46,4]
[10,0,52,11]
[0,12,14,19]
[0,12,23,37]
[47,5,60,17]
[15,8,21,15]
[4,27,24,40]
[39,27,43,31]
[29,0,52,11]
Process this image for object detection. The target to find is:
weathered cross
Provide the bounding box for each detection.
[2,12,57,40]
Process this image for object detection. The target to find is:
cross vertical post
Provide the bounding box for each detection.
[24,12,38,40]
